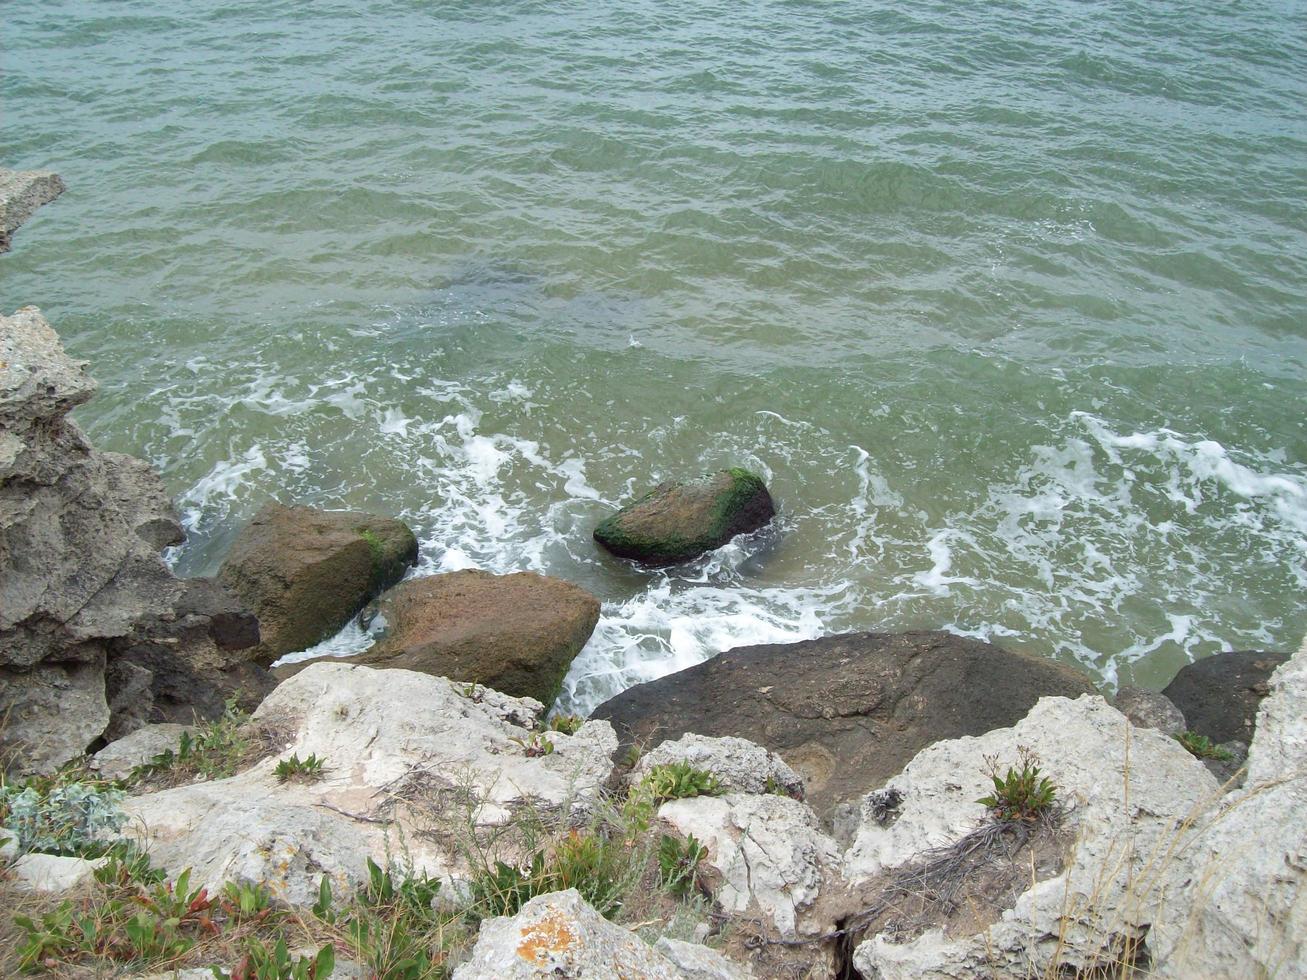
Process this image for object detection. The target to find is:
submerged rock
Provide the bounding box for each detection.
[217,501,418,664]
[290,570,601,709]
[1162,649,1289,744]
[593,631,1097,822]
[0,169,64,252]
[1,308,268,773]
[593,468,775,566]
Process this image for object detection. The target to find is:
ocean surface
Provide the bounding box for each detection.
[4,0,1305,713]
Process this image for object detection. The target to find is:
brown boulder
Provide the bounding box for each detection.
[218,502,418,665]
[295,570,600,708]
[590,630,1098,823]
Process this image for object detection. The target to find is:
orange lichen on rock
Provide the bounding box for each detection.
[515,908,579,965]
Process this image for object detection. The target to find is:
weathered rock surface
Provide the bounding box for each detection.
[123,663,618,905]
[593,631,1096,821]
[661,793,841,940]
[90,723,192,781]
[593,468,775,566]
[291,570,601,709]
[1149,636,1307,978]
[0,169,64,252]
[1,308,268,773]
[654,937,754,979]
[1112,685,1186,736]
[218,501,418,664]
[453,889,685,979]
[848,694,1221,978]
[630,733,805,799]
[11,853,107,894]
[1162,649,1289,744]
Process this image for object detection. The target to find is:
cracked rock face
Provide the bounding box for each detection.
[1148,636,1307,978]
[847,695,1223,978]
[0,308,268,774]
[660,792,841,940]
[124,663,618,906]
[1,308,182,772]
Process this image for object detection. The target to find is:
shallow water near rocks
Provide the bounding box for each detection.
[4,0,1305,712]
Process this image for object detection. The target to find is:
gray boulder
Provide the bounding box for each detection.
[593,468,775,566]
[217,501,418,664]
[593,631,1097,821]
[0,169,64,252]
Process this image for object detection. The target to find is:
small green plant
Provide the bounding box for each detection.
[977,746,1058,823]
[637,762,723,804]
[471,851,549,918]
[0,778,127,857]
[217,938,335,980]
[657,833,708,897]
[221,880,277,922]
[1174,731,1234,761]
[618,744,643,769]
[509,732,555,758]
[130,697,254,785]
[546,713,584,735]
[274,753,327,783]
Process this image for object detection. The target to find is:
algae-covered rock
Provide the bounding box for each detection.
[593,468,775,566]
[217,502,418,664]
[297,570,600,709]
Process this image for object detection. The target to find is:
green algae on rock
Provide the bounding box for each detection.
[593,468,775,567]
[217,502,418,665]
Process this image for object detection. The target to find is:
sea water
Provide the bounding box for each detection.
[3,0,1305,712]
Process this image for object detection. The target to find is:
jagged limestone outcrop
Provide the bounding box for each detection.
[0,308,269,774]
[122,663,618,905]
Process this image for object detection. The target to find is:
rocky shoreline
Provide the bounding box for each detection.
[2,240,1304,974]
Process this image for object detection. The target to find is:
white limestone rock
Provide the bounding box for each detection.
[630,733,805,799]
[1149,636,1307,978]
[659,792,840,939]
[123,664,617,905]
[654,937,755,979]
[452,888,683,979]
[12,853,107,893]
[848,694,1220,979]
[91,723,193,781]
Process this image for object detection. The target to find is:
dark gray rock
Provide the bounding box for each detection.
[591,630,1098,822]
[1163,650,1290,745]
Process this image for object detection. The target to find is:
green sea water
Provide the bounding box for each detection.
[3,0,1305,711]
